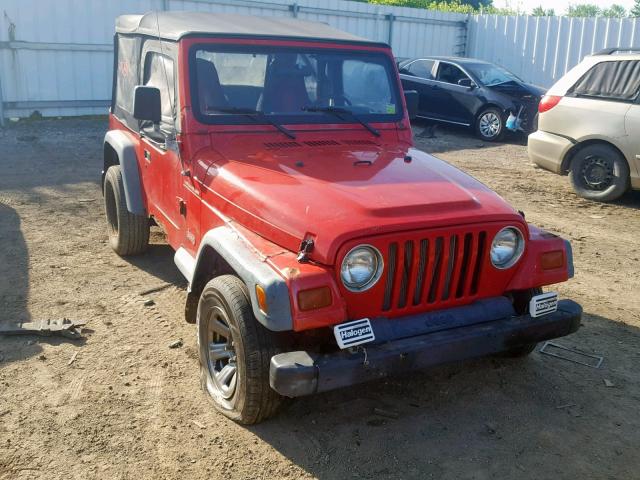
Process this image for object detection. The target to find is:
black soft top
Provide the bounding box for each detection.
[116,11,387,47]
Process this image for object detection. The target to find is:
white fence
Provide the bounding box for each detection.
[467,14,640,88]
[2,0,640,124]
[0,0,467,122]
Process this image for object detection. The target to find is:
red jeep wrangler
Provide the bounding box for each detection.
[103,11,581,424]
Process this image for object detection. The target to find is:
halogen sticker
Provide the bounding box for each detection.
[530,291,558,318]
[334,318,375,349]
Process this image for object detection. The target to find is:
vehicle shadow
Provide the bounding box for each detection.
[123,238,188,289]
[614,189,640,209]
[0,202,47,364]
[249,310,640,479]
[0,203,30,325]
[0,119,105,365]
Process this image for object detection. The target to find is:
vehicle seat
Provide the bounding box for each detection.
[196,58,228,112]
[260,55,311,113]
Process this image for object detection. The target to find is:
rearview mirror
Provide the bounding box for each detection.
[457,78,474,89]
[133,86,161,123]
[403,90,418,121]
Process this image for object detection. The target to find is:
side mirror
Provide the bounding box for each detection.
[457,78,474,89]
[133,86,161,123]
[404,90,419,120]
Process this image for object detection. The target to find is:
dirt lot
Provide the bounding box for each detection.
[1,118,640,480]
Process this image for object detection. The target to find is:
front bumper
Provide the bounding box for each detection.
[270,299,582,397]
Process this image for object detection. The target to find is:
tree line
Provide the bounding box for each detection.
[356,0,640,17]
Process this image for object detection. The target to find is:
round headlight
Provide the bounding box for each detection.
[490,227,525,269]
[340,245,383,292]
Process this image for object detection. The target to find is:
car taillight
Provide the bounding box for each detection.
[538,95,562,113]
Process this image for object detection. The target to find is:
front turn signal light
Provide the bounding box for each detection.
[540,250,564,270]
[255,284,268,314]
[297,286,332,312]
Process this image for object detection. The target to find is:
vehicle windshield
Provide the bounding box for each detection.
[191,46,402,125]
[466,63,521,87]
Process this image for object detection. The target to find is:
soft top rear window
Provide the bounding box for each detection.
[568,60,640,102]
[190,44,402,125]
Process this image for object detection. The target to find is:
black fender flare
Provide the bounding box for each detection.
[175,226,293,332]
[103,130,146,216]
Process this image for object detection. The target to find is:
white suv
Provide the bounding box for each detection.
[528,48,640,202]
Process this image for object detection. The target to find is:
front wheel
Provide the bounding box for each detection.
[569,144,629,202]
[475,107,505,142]
[197,275,283,424]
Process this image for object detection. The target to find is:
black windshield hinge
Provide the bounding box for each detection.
[297,238,315,263]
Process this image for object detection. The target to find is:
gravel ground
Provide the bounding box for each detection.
[1,118,639,480]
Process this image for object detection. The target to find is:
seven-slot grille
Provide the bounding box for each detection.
[382,231,487,312]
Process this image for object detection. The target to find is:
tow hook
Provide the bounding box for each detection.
[297,238,315,263]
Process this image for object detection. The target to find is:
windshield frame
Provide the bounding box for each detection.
[187,42,404,126]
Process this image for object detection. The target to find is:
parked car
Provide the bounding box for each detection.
[528,48,640,202]
[103,11,581,424]
[398,56,545,141]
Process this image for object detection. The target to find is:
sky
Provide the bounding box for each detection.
[493,0,636,15]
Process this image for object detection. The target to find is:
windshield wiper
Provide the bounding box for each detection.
[302,106,381,137]
[212,107,297,139]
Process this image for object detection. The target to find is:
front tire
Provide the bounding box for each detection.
[103,165,149,256]
[569,144,629,202]
[475,107,505,142]
[197,275,283,424]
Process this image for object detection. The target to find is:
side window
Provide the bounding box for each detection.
[569,60,640,102]
[408,60,435,79]
[436,62,469,85]
[114,35,140,122]
[143,52,175,129]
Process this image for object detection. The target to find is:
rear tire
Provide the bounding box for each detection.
[475,107,505,142]
[197,275,283,424]
[569,144,629,202]
[103,165,149,256]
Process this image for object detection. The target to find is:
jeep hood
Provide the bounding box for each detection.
[196,140,522,265]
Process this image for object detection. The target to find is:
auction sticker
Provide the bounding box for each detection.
[333,318,375,349]
[529,291,558,318]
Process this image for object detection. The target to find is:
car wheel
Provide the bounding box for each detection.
[197,275,283,424]
[103,165,149,256]
[569,144,629,202]
[476,107,505,141]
